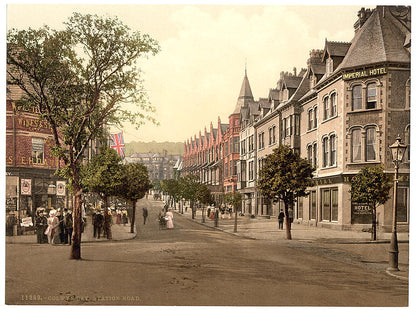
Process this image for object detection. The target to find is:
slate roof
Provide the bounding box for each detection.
[232,70,254,114]
[283,75,303,89]
[336,6,410,71]
[323,41,351,58]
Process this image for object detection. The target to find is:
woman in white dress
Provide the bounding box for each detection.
[165,210,174,229]
[44,210,60,244]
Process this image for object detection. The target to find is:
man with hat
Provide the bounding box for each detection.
[35,209,48,244]
[63,208,73,245]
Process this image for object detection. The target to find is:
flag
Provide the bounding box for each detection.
[110,132,126,157]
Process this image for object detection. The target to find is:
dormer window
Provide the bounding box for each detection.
[326,58,333,74]
[310,75,317,89]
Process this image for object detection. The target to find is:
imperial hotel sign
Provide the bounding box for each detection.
[342,67,387,80]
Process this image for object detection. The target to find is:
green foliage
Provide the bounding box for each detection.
[179,174,200,202]
[161,179,182,202]
[349,165,392,207]
[196,184,213,205]
[224,192,242,207]
[7,13,160,190]
[257,145,315,204]
[81,147,123,198]
[152,179,162,192]
[118,163,152,202]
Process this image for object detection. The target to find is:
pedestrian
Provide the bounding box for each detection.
[94,211,104,239]
[63,208,73,245]
[44,210,60,244]
[165,209,174,229]
[142,207,149,225]
[92,209,98,237]
[56,208,64,243]
[122,209,128,226]
[207,207,211,218]
[35,209,48,244]
[116,209,122,225]
[278,210,285,230]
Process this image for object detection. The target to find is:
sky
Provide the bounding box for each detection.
[4,1,392,143]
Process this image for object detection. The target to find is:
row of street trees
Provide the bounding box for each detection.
[82,147,152,237]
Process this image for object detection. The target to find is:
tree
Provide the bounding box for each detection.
[224,192,242,232]
[7,13,159,259]
[179,175,200,219]
[349,165,391,241]
[161,179,181,209]
[257,146,314,240]
[82,147,123,240]
[118,163,152,233]
[196,184,212,223]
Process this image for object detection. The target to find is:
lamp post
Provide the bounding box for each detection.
[388,136,407,271]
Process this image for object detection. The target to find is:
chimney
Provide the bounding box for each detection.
[354,7,372,33]
[293,67,297,76]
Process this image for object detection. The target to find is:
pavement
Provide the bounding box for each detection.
[5,215,136,244]
[171,204,409,281]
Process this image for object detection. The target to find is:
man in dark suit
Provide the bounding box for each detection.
[63,208,73,245]
[142,207,149,225]
[94,211,104,239]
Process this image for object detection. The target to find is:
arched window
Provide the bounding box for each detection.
[352,129,362,162]
[307,145,313,166]
[352,85,362,110]
[330,93,337,117]
[323,137,329,167]
[366,83,377,109]
[365,127,376,161]
[323,97,329,120]
[330,135,336,166]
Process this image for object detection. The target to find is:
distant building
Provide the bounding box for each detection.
[125,151,182,182]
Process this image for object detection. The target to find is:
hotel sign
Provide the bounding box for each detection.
[342,67,387,81]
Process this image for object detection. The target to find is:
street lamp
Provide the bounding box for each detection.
[388,135,407,271]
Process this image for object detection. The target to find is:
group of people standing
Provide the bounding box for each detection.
[35,208,73,245]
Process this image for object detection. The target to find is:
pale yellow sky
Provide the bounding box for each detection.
[6,2,379,143]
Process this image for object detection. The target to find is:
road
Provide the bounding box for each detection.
[5,198,408,306]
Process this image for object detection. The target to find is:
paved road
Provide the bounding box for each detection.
[5,198,408,306]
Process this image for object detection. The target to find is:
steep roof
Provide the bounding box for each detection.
[283,75,303,89]
[336,6,410,71]
[232,69,254,115]
[323,40,351,59]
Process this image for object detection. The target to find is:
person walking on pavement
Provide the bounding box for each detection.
[122,209,128,226]
[278,210,285,230]
[116,209,122,225]
[44,210,60,244]
[63,208,73,245]
[94,211,104,239]
[35,210,48,244]
[165,209,174,229]
[142,207,149,225]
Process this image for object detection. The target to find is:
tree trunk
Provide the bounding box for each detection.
[284,201,292,240]
[70,185,83,259]
[371,205,377,241]
[234,204,238,233]
[103,195,112,240]
[130,200,136,234]
[202,207,206,223]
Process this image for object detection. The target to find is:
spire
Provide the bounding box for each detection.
[230,66,254,115]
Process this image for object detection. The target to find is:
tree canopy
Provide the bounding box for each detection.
[257,145,314,239]
[7,12,160,259]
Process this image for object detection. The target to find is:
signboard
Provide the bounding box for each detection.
[6,198,17,211]
[21,179,32,195]
[20,217,33,227]
[342,67,387,81]
[351,202,372,224]
[56,181,66,196]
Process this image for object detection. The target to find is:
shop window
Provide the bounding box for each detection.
[352,129,362,162]
[309,191,317,220]
[321,188,338,222]
[397,187,408,223]
[352,85,362,110]
[366,83,377,109]
[31,138,45,165]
